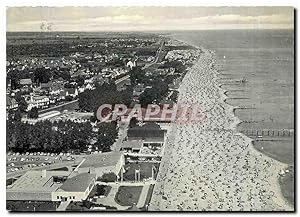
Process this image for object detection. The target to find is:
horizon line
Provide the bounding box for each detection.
[6,27,294,33]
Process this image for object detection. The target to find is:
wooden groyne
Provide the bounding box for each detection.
[240,129,294,137]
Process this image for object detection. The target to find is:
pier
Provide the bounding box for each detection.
[240,129,294,138]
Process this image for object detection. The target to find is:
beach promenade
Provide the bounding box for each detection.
[149,49,292,211]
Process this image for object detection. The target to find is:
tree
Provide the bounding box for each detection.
[33,68,51,84]
[78,82,131,112]
[7,109,22,122]
[129,67,147,85]
[7,110,22,150]
[64,83,76,88]
[98,172,117,182]
[53,70,71,81]
[76,76,85,86]
[78,90,93,112]
[159,60,185,73]
[90,115,97,123]
[119,86,133,107]
[27,107,39,119]
[18,98,28,113]
[96,122,118,152]
[65,95,73,101]
[6,119,94,153]
[139,88,157,108]
[129,117,138,128]
[95,185,107,196]
[139,79,169,107]
[14,92,23,102]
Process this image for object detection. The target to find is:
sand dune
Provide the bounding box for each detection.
[149,49,292,211]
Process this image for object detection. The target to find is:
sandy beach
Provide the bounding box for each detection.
[149,49,293,211]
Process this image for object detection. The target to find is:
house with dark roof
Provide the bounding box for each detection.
[127,122,165,140]
[50,84,63,96]
[40,82,52,91]
[127,122,166,148]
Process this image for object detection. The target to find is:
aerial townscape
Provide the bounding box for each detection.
[6,31,202,211]
[6,6,294,212]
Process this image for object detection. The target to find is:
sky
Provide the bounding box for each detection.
[6,7,294,31]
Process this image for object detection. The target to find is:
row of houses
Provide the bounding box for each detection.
[7,77,96,111]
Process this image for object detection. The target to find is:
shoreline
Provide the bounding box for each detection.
[166,37,293,207]
[149,43,292,210]
[211,50,293,209]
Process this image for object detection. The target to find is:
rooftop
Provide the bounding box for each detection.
[121,140,144,150]
[127,122,166,139]
[19,78,32,85]
[40,82,52,89]
[7,97,18,106]
[80,152,123,169]
[66,88,77,94]
[122,108,174,122]
[7,170,69,192]
[32,95,49,100]
[58,173,95,192]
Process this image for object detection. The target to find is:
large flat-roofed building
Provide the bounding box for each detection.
[77,152,125,178]
[52,173,96,202]
[6,170,70,201]
[7,170,96,202]
[7,152,124,202]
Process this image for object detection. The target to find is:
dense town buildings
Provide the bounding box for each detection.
[6,32,199,211]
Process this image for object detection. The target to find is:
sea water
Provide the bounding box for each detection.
[170,29,294,164]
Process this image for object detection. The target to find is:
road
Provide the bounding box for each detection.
[115,75,130,85]
[154,39,165,63]
[56,201,71,211]
[143,39,165,70]
[39,100,79,114]
[111,121,129,152]
[96,180,156,186]
[136,184,151,208]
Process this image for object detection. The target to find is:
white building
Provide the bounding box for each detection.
[126,60,136,70]
[52,173,96,202]
[78,152,125,179]
[26,95,50,111]
[7,170,96,203]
